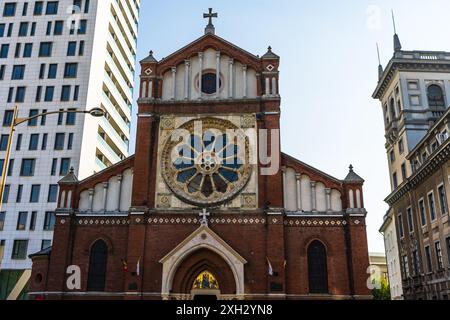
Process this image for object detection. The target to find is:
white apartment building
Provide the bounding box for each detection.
[0,0,140,297]
[379,211,403,299]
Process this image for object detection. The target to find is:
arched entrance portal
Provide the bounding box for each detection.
[159,225,247,300]
[172,249,236,299]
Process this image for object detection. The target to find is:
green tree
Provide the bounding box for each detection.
[372,278,391,300]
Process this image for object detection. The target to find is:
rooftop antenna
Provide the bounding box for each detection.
[376,43,384,80]
[391,10,402,52]
[376,43,382,65]
[391,9,397,34]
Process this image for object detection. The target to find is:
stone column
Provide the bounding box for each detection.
[67,191,72,209]
[116,174,123,212]
[148,80,153,98]
[171,67,177,100]
[88,188,94,212]
[184,60,190,100]
[228,58,234,99]
[102,182,109,212]
[349,190,355,209]
[310,182,317,212]
[325,188,332,212]
[295,173,302,211]
[272,77,277,95]
[216,51,221,98]
[141,81,147,98]
[243,65,248,98]
[281,167,287,209]
[198,52,203,99]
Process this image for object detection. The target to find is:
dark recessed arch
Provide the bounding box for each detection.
[427,84,445,107]
[307,240,329,294]
[87,239,108,292]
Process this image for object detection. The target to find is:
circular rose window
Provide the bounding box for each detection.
[161,118,252,207]
[201,72,222,95]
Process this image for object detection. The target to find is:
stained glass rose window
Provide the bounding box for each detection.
[161,118,252,206]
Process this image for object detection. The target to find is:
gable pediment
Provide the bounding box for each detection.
[155,34,262,75]
[159,225,247,265]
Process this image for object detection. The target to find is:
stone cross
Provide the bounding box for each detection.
[199,208,210,226]
[203,8,218,27]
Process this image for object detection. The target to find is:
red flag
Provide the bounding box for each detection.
[122,259,128,272]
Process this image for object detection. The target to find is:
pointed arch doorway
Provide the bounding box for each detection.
[159,225,247,300]
[172,249,235,300]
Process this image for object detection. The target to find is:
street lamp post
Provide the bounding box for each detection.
[0,106,105,212]
[0,105,104,275]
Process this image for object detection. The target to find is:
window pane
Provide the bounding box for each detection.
[60,158,70,175]
[30,211,37,230]
[48,185,58,202]
[12,65,25,79]
[46,1,59,15]
[41,240,51,250]
[66,110,76,125]
[17,212,28,230]
[39,42,53,57]
[0,211,5,231]
[44,212,55,230]
[3,3,17,17]
[12,240,28,260]
[34,2,43,15]
[48,64,57,78]
[29,134,39,150]
[54,133,65,150]
[20,159,35,176]
[30,185,41,202]
[64,63,78,78]
[0,134,9,151]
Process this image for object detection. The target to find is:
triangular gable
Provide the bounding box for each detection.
[159,225,247,264]
[281,152,343,190]
[155,33,262,75]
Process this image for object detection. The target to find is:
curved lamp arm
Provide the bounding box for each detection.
[14,107,105,127]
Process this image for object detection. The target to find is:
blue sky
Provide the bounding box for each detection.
[131,0,450,252]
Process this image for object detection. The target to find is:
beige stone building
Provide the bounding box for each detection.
[374,30,450,300]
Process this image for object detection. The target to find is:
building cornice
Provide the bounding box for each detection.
[373,51,450,100]
[385,141,450,206]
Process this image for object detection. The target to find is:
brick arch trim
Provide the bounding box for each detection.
[171,249,236,295]
[84,235,115,255]
[159,225,247,298]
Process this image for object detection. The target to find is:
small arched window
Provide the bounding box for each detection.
[308,240,328,294]
[427,84,445,107]
[87,240,108,291]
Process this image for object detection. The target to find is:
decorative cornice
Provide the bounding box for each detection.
[385,142,450,206]
[373,58,450,99]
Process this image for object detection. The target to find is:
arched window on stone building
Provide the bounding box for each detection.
[427,84,445,107]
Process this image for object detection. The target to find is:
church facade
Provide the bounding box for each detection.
[28,14,371,300]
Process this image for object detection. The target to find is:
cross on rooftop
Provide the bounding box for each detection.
[203,8,218,35]
[199,208,210,226]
